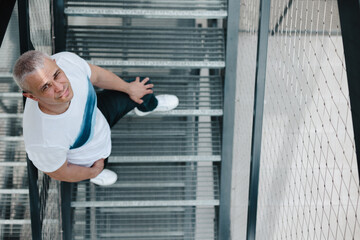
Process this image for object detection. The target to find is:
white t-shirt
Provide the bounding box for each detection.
[23,52,111,172]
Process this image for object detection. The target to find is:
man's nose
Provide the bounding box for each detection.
[53,81,63,92]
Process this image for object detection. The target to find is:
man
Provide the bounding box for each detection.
[13,51,178,186]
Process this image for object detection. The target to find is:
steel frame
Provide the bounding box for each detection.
[337,0,360,183]
[218,0,241,239]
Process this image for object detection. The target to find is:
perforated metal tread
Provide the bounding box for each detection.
[72,206,218,240]
[65,0,227,19]
[71,163,219,205]
[110,116,221,157]
[0,166,28,189]
[66,26,225,68]
[0,223,31,240]
[122,74,223,111]
[0,117,22,137]
[1,74,223,117]
[0,192,30,236]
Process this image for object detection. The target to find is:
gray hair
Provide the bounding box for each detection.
[12,50,51,92]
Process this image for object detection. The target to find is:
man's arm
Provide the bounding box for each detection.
[89,64,153,104]
[45,158,104,182]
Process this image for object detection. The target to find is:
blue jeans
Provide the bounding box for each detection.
[96,78,158,128]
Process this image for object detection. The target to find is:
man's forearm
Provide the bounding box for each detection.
[89,63,153,104]
[46,162,100,183]
[89,64,130,93]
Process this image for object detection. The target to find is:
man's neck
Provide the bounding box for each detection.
[38,102,70,115]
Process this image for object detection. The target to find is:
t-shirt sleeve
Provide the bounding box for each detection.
[26,145,68,173]
[52,51,91,78]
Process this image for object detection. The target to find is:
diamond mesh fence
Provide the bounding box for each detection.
[255,0,360,239]
[29,0,53,54]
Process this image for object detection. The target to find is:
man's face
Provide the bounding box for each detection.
[24,58,74,107]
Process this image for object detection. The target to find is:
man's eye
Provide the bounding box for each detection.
[42,85,49,91]
[54,71,61,79]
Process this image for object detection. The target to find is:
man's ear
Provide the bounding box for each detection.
[23,92,39,102]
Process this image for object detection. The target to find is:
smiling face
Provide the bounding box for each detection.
[23,58,74,114]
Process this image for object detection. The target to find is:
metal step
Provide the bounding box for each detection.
[72,200,219,208]
[109,155,221,163]
[0,92,22,98]
[0,193,30,223]
[110,116,221,156]
[72,164,219,204]
[0,162,26,167]
[122,74,224,112]
[0,117,22,137]
[0,220,31,224]
[0,141,26,165]
[65,0,227,19]
[1,75,223,116]
[0,223,32,239]
[72,206,217,240]
[0,73,224,115]
[0,166,28,189]
[0,73,13,79]
[0,110,221,120]
[0,91,23,114]
[66,26,225,68]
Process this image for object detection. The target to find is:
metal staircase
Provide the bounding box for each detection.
[0,73,31,238]
[57,0,226,239]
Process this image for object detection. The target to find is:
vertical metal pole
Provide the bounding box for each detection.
[53,0,66,53]
[61,182,72,240]
[18,0,40,239]
[246,0,271,239]
[218,0,241,239]
[337,0,360,183]
[53,1,73,237]
[17,0,34,53]
[26,159,42,239]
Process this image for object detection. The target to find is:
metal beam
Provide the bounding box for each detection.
[18,1,38,239]
[17,0,34,53]
[26,159,41,239]
[246,0,271,239]
[337,0,360,183]
[53,0,66,53]
[218,0,241,239]
[61,182,72,240]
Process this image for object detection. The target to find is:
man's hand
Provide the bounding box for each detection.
[91,158,105,178]
[127,77,154,104]
[89,64,154,102]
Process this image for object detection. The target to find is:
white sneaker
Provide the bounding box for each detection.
[134,94,179,116]
[90,169,117,186]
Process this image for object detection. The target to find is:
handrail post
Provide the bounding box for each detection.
[18,0,40,238]
[218,0,241,239]
[246,0,271,239]
[53,0,66,53]
[61,182,72,240]
[26,159,42,239]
